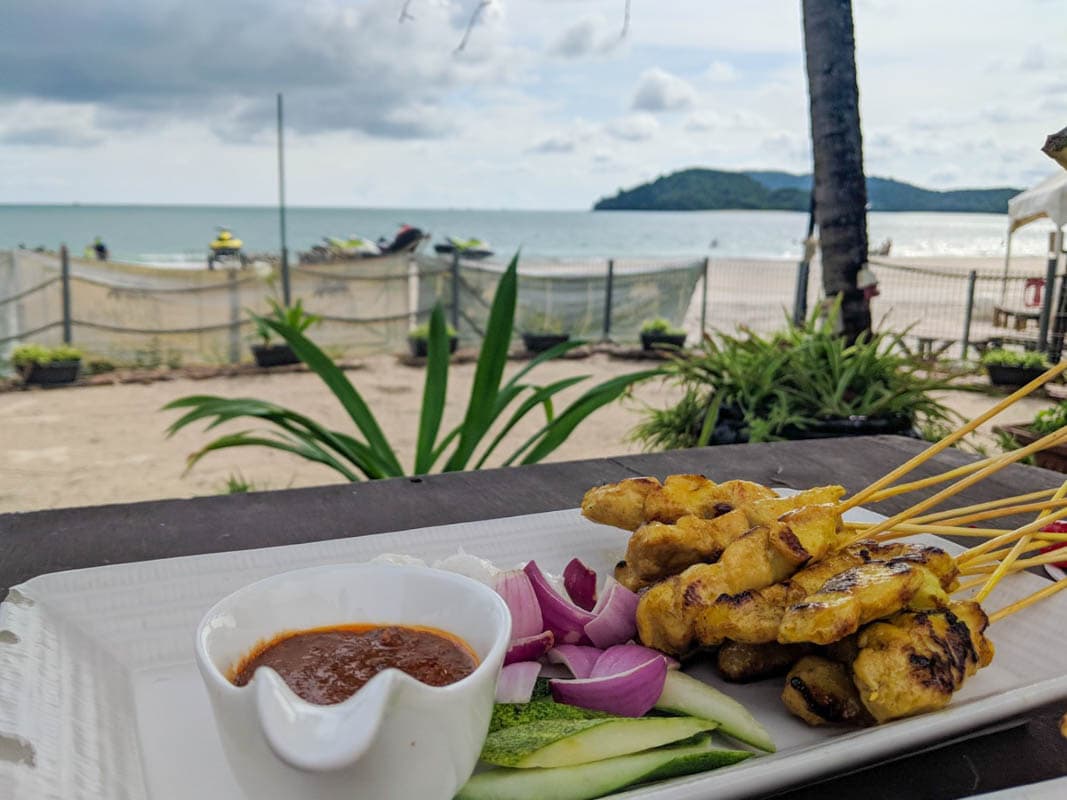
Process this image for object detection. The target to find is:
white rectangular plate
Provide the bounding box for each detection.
[2,508,1066,800]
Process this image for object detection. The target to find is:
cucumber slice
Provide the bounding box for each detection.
[457,734,751,800]
[481,716,717,769]
[654,671,775,752]
[491,699,610,733]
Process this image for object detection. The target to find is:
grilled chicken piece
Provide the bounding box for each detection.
[636,504,841,654]
[581,475,778,531]
[717,640,811,682]
[851,601,994,724]
[624,509,751,584]
[744,486,846,527]
[691,540,958,648]
[782,655,875,727]
[777,560,950,646]
[581,477,665,531]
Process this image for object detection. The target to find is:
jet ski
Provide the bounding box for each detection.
[433,236,493,259]
[378,224,427,254]
[208,227,247,269]
[325,236,381,258]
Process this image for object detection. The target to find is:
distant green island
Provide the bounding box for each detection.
[592,168,1021,213]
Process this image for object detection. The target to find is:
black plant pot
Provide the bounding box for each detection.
[701,406,916,446]
[252,344,300,367]
[640,332,687,351]
[408,336,459,358]
[522,332,570,353]
[19,360,81,386]
[985,364,1046,387]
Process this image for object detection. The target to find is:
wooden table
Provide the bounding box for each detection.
[2,435,1065,799]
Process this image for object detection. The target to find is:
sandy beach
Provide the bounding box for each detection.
[0,352,1055,514]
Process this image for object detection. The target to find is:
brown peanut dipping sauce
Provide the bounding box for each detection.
[231,624,478,705]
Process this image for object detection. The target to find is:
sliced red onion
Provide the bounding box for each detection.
[524,561,595,645]
[590,644,673,677]
[546,645,603,679]
[549,655,668,717]
[495,662,543,703]
[492,569,544,639]
[505,631,555,666]
[563,558,598,611]
[583,578,639,648]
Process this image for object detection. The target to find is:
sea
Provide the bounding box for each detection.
[0,205,1052,267]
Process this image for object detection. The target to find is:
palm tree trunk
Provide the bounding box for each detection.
[802,0,871,340]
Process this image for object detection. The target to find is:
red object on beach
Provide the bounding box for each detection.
[1039,521,1067,569]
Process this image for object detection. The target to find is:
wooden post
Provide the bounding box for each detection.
[60,244,72,344]
[602,258,615,341]
[227,269,241,364]
[961,270,977,360]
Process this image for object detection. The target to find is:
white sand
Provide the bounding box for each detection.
[0,352,1054,513]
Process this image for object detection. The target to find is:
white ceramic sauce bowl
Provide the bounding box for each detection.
[195,563,511,800]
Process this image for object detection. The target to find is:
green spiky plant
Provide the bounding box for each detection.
[166,254,662,479]
[632,304,962,450]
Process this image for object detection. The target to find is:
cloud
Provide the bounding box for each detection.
[0,125,103,148]
[0,0,508,141]
[684,109,765,132]
[528,135,576,154]
[605,114,659,142]
[550,18,599,58]
[704,60,738,83]
[631,68,696,112]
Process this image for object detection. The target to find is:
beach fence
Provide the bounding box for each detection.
[413,254,707,345]
[0,248,706,367]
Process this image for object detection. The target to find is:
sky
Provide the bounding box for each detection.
[1,0,1063,209]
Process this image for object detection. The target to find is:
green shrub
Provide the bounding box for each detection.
[981,348,1049,369]
[1031,402,1067,436]
[12,343,83,367]
[167,254,662,479]
[252,298,320,346]
[632,306,961,450]
[410,321,457,340]
[640,318,685,336]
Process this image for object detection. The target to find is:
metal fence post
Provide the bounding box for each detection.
[792,260,810,327]
[60,244,72,344]
[1038,231,1059,352]
[228,269,241,364]
[602,258,615,341]
[700,257,709,338]
[450,250,461,332]
[960,269,977,360]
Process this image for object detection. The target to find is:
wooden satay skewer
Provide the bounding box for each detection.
[911,497,1067,528]
[973,480,1067,602]
[866,456,998,504]
[958,506,1067,566]
[910,489,1059,525]
[841,361,1067,512]
[959,548,1067,576]
[851,521,1067,541]
[846,426,1067,546]
[989,574,1067,624]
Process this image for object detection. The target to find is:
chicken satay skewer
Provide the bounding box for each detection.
[972,480,1067,603]
[841,361,1067,512]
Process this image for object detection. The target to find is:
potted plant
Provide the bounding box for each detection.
[408,321,458,358]
[520,310,570,354]
[996,402,1067,472]
[640,318,687,351]
[982,348,1049,387]
[12,343,83,386]
[632,305,959,450]
[251,299,320,367]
